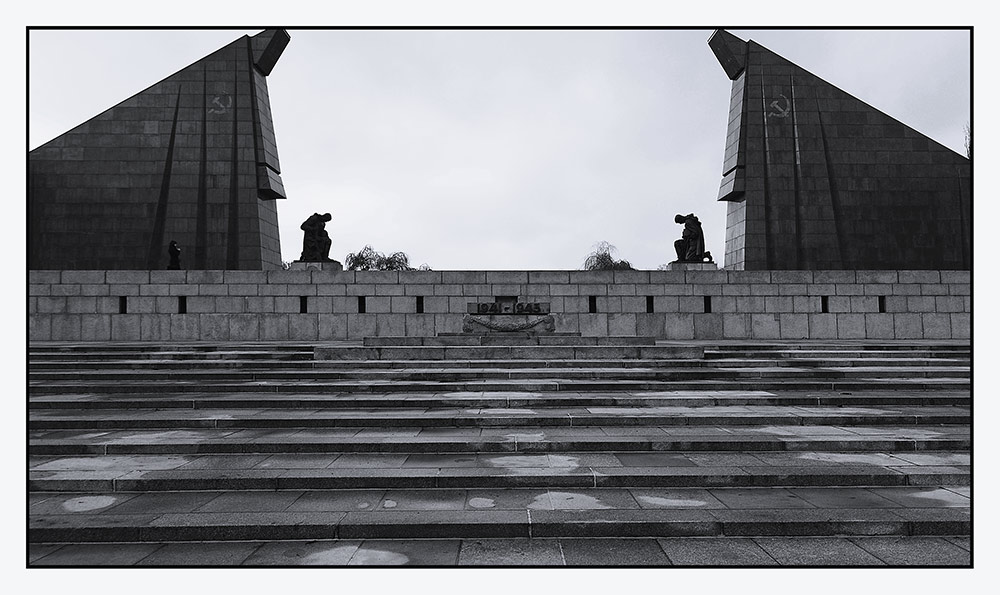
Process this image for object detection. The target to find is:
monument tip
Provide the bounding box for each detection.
[707,29,747,80]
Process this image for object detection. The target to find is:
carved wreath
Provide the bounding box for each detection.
[462,314,555,333]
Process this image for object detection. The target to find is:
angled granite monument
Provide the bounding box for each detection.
[29,29,291,270]
[709,29,970,270]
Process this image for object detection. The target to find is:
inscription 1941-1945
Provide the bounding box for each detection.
[468,301,551,315]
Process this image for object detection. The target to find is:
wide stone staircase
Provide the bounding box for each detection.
[28,336,971,566]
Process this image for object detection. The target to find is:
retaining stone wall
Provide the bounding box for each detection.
[28,270,971,341]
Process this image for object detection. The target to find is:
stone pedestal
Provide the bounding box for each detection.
[288,260,343,271]
[665,261,718,271]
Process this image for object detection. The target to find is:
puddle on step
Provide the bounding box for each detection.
[796,452,891,465]
[548,455,580,468]
[284,545,358,565]
[349,549,409,565]
[637,495,709,508]
[484,455,580,475]
[61,495,118,512]
[504,432,545,442]
[905,488,969,505]
[468,497,496,509]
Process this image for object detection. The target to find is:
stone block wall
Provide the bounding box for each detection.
[27,270,971,342]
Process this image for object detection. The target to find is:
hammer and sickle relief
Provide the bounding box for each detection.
[767,94,791,119]
[208,95,232,114]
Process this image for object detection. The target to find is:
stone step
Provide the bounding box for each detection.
[28,427,970,456]
[27,357,972,371]
[26,349,970,365]
[28,340,970,350]
[27,390,973,410]
[28,405,970,431]
[315,345,708,360]
[28,343,321,354]
[363,336,654,347]
[26,535,973,566]
[28,507,970,543]
[28,486,969,543]
[25,365,972,385]
[27,377,972,395]
[25,338,972,565]
[27,462,970,492]
[707,343,970,352]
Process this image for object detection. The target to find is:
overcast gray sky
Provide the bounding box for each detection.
[28,28,970,270]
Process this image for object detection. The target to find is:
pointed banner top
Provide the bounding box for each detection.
[708,29,748,80]
[251,29,291,76]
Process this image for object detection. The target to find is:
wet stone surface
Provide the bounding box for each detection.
[28,340,970,566]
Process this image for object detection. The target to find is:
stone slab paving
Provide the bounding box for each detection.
[133,541,262,566]
[753,536,887,565]
[457,538,564,565]
[656,537,777,565]
[27,340,971,567]
[347,539,462,565]
[27,425,972,457]
[28,404,970,432]
[27,536,971,566]
[29,485,969,544]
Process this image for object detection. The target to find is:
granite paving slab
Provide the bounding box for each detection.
[348,539,462,565]
[285,490,386,512]
[458,538,564,565]
[615,453,699,467]
[886,466,969,485]
[943,536,970,551]
[656,537,777,565]
[326,453,409,468]
[242,540,362,565]
[463,489,552,510]
[530,508,720,537]
[753,536,886,565]
[135,541,262,566]
[30,543,162,566]
[560,538,671,565]
[176,454,272,469]
[889,452,970,465]
[31,455,192,471]
[629,488,728,509]
[377,489,468,510]
[253,454,341,468]
[752,452,902,466]
[338,509,529,539]
[143,511,346,541]
[888,507,971,534]
[195,490,305,513]
[30,513,160,542]
[402,453,480,468]
[30,493,138,515]
[709,508,909,536]
[28,543,66,564]
[104,491,222,514]
[708,488,816,509]
[787,487,900,509]
[848,536,970,565]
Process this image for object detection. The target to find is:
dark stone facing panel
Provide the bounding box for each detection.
[29,29,290,270]
[711,31,970,271]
